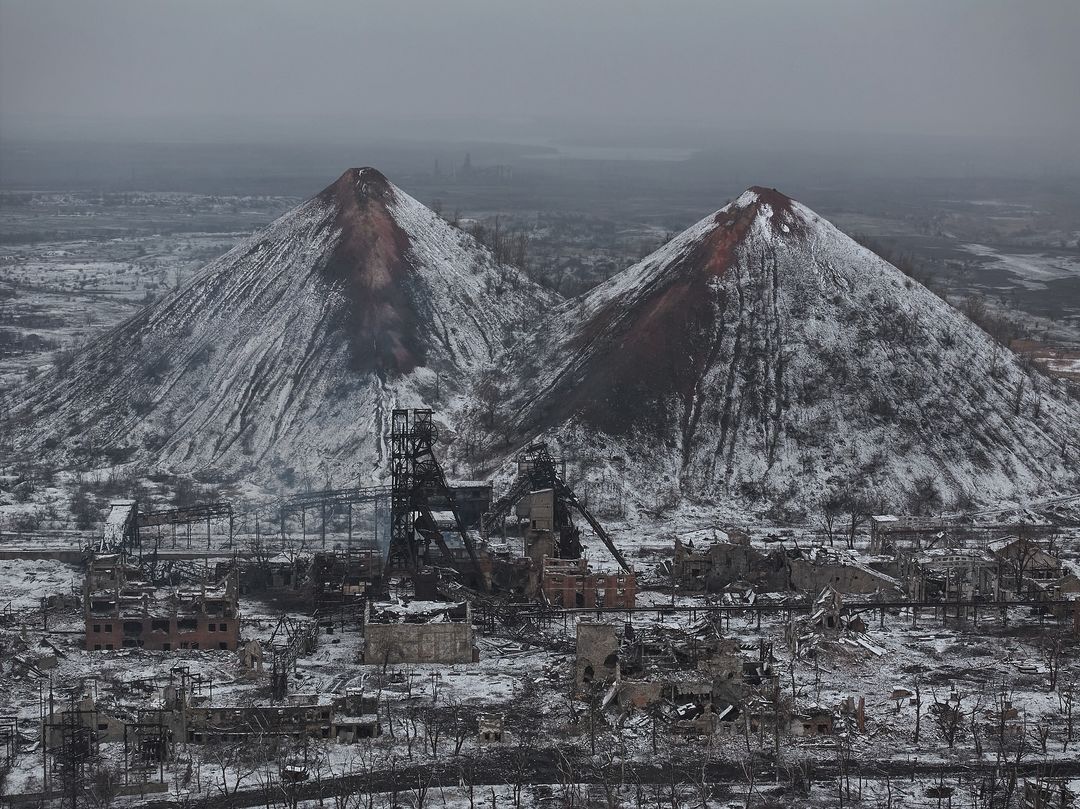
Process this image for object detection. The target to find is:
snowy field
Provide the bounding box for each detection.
[0,191,295,391]
[961,243,1080,290]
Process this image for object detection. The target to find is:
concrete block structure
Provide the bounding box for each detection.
[362,601,477,664]
[575,621,620,689]
[672,530,754,590]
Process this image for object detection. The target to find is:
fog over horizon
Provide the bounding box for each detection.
[1,0,1078,171]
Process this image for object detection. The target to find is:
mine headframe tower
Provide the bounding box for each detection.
[388,409,487,588]
[481,442,632,573]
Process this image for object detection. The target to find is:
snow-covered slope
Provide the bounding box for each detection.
[12,168,552,484]
[504,187,1080,513]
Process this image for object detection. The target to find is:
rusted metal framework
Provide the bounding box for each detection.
[388,409,485,584]
[44,696,98,809]
[122,710,171,783]
[279,486,390,549]
[137,502,233,529]
[482,442,632,572]
[135,501,235,552]
[389,409,417,571]
[0,716,16,772]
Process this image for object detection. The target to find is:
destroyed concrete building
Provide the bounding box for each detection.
[449,481,494,530]
[897,547,1000,602]
[671,530,755,591]
[477,440,636,600]
[187,691,380,743]
[362,600,477,664]
[787,547,902,595]
[100,499,138,552]
[477,713,505,744]
[575,621,621,688]
[45,696,126,748]
[670,532,899,597]
[54,681,381,749]
[891,532,1065,603]
[229,551,310,595]
[330,690,383,742]
[868,514,950,553]
[575,618,763,736]
[790,705,836,737]
[988,535,1063,589]
[786,587,883,658]
[310,547,384,613]
[84,554,240,651]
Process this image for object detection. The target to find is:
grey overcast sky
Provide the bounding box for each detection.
[1,0,1078,144]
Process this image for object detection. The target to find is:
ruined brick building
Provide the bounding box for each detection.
[84,554,240,651]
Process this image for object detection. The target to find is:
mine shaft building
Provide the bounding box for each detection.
[448,481,493,530]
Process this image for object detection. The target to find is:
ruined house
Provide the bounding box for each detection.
[790,705,835,737]
[477,713,505,744]
[787,587,882,658]
[1048,569,1080,620]
[328,690,381,742]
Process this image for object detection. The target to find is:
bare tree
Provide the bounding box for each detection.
[421,705,445,758]
[931,689,966,749]
[590,738,626,809]
[843,493,872,549]
[83,764,123,809]
[818,493,844,546]
[913,679,922,744]
[741,759,756,809]
[992,679,1015,758]
[970,699,984,758]
[409,766,434,808]
[1059,683,1075,753]
[202,737,263,798]
[1042,637,1063,691]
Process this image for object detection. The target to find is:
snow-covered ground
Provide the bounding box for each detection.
[962,242,1080,290]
